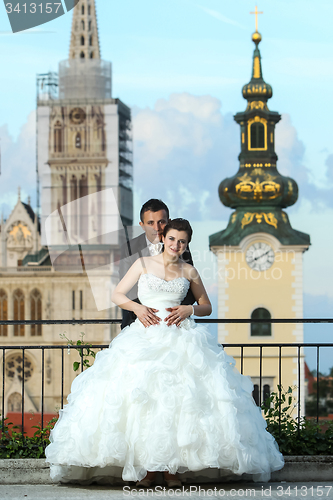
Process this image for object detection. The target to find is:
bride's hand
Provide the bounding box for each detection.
[164,305,192,327]
[134,305,161,328]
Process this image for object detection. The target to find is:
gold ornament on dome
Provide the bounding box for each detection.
[235,173,280,201]
[251,167,265,176]
[253,57,260,78]
[231,213,237,224]
[282,212,288,224]
[246,101,267,111]
[243,84,268,95]
[69,107,86,124]
[241,212,278,229]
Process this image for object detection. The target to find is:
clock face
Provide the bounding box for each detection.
[69,107,86,124]
[245,242,275,271]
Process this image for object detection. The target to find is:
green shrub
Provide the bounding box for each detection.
[60,331,96,371]
[261,385,333,455]
[0,416,57,459]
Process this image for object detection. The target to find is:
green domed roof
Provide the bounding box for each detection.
[210,30,310,248]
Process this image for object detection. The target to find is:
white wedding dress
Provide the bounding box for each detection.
[45,273,284,484]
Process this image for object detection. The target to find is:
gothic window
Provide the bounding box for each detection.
[90,52,94,59]
[7,392,22,412]
[13,289,24,337]
[80,51,85,59]
[250,122,265,149]
[94,173,102,242]
[88,20,92,30]
[6,354,33,382]
[81,35,85,46]
[70,176,78,234]
[251,307,271,336]
[75,132,82,149]
[79,175,88,239]
[95,172,102,192]
[30,289,42,336]
[89,35,93,46]
[70,175,78,202]
[263,384,270,405]
[79,175,88,199]
[102,129,106,152]
[252,385,259,406]
[252,383,271,407]
[88,4,91,15]
[61,175,67,207]
[81,20,85,30]
[81,4,84,14]
[54,121,62,153]
[0,289,8,337]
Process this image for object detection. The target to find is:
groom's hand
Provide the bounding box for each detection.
[165,306,192,327]
[135,305,161,328]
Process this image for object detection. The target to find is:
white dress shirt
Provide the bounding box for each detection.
[146,236,163,256]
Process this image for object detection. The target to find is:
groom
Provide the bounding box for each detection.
[119,199,195,329]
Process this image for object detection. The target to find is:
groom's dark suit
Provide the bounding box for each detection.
[119,232,195,329]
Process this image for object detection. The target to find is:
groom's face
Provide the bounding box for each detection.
[139,210,169,244]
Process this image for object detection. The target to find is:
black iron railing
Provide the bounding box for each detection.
[1,318,333,443]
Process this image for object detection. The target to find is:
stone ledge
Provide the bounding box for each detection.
[0,457,332,485]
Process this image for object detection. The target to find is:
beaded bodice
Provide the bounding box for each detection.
[137,273,190,321]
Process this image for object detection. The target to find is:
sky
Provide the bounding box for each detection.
[0,0,333,372]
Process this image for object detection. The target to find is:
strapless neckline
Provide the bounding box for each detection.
[141,273,190,284]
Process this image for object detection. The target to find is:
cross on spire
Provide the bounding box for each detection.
[250,5,263,33]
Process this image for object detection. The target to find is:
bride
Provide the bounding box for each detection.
[45,218,284,485]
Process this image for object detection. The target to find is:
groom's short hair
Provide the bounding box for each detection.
[140,199,169,222]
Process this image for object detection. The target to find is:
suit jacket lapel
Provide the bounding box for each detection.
[131,233,150,258]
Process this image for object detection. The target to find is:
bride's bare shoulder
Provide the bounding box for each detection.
[139,255,162,270]
[182,263,199,281]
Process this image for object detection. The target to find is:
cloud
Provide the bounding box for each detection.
[133,92,239,220]
[275,113,312,205]
[273,113,333,211]
[197,6,246,30]
[0,110,36,217]
[133,93,331,221]
[1,93,332,226]
[325,154,333,184]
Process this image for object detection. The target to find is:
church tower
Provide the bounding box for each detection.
[37,0,133,251]
[210,25,310,408]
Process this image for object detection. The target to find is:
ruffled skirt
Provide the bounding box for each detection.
[45,319,284,483]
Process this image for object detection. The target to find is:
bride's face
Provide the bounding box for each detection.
[162,229,188,257]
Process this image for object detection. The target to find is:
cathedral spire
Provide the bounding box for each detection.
[69,0,101,60]
[242,31,272,104]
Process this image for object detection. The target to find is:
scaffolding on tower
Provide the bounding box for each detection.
[36,72,59,218]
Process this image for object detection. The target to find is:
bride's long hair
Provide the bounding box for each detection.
[163,218,193,243]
